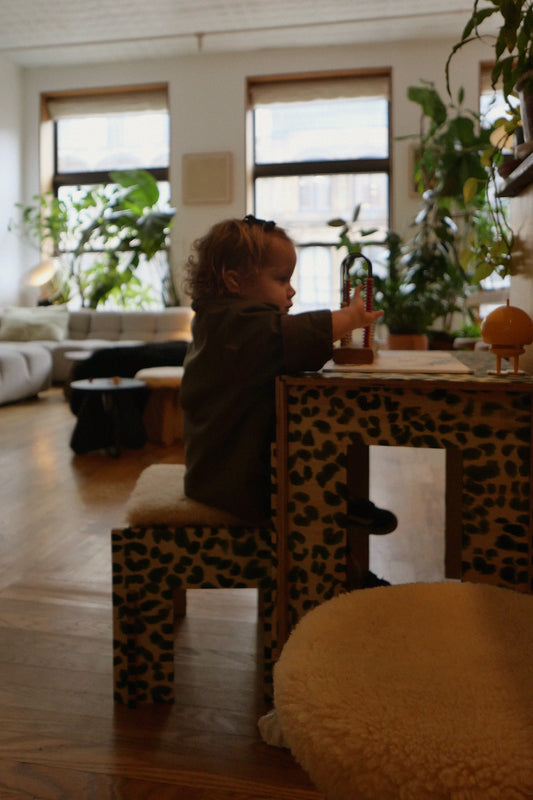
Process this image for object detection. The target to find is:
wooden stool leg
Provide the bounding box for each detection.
[173,387,184,439]
[158,389,173,446]
[141,391,163,443]
[142,387,182,446]
[159,388,182,446]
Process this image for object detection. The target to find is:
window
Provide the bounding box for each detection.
[41,85,170,306]
[478,64,514,308]
[248,72,391,313]
[479,62,518,129]
[44,86,169,192]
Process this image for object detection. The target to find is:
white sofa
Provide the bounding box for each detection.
[0,306,193,405]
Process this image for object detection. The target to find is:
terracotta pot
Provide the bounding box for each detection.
[387,333,428,350]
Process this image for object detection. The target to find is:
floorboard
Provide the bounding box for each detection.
[0,387,446,799]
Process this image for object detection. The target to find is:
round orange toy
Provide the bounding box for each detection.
[481,299,533,375]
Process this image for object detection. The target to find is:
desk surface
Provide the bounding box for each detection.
[293,350,533,391]
[324,349,473,375]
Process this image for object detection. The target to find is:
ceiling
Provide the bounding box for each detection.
[0,0,488,69]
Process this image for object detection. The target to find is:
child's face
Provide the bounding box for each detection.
[241,238,297,313]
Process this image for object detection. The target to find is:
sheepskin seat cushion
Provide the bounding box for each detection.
[125,463,246,527]
[134,365,184,387]
[273,582,533,800]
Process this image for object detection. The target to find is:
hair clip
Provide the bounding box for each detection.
[242,214,276,231]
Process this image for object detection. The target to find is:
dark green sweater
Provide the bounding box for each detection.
[181,298,332,523]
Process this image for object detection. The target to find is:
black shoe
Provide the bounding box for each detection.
[361,570,391,588]
[347,498,398,535]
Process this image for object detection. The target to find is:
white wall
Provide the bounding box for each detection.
[0,55,24,305]
[14,36,491,306]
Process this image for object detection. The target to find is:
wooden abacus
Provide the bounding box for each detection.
[332,251,375,365]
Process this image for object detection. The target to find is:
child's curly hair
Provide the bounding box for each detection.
[184,215,293,302]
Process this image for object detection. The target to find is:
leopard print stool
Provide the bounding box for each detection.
[112,463,277,706]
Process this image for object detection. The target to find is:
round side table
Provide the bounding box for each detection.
[69,377,147,456]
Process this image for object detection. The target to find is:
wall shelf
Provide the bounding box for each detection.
[499,151,533,197]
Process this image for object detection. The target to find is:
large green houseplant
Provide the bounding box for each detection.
[405,81,515,286]
[11,169,176,309]
[329,82,507,345]
[445,0,533,138]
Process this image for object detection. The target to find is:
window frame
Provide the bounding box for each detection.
[40,83,170,198]
[246,70,392,312]
[247,69,392,227]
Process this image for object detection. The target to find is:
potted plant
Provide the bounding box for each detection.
[370,231,442,349]
[445,0,533,141]
[328,82,513,347]
[10,169,177,309]
[405,80,515,287]
[453,318,483,350]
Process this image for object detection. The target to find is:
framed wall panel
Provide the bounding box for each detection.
[182,152,233,204]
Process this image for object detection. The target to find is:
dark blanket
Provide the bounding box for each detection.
[72,340,189,380]
[69,340,189,415]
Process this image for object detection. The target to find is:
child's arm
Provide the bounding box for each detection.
[331,284,383,342]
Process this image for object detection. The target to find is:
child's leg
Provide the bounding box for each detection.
[345,527,390,589]
[347,497,397,534]
[345,443,397,533]
[344,443,396,588]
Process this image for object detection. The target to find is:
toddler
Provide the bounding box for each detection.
[181,215,395,587]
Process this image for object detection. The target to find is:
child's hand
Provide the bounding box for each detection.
[331,284,383,342]
[349,284,383,329]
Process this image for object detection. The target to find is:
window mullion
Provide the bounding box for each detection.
[53,167,169,193]
[254,158,389,179]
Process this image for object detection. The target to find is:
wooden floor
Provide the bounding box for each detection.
[0,388,446,800]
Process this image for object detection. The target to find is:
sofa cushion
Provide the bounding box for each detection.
[66,307,194,342]
[0,342,52,405]
[0,306,69,342]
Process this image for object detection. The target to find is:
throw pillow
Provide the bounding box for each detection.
[0,306,69,342]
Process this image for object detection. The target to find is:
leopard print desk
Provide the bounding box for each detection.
[275,351,533,643]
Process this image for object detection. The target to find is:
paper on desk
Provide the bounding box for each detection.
[323,350,474,374]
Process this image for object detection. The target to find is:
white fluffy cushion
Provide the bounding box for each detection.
[135,366,184,387]
[0,306,69,342]
[273,582,533,800]
[126,463,247,526]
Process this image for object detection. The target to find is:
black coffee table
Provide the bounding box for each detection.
[69,377,147,456]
